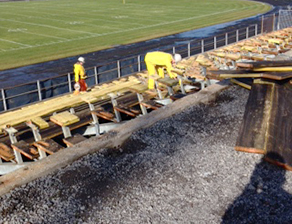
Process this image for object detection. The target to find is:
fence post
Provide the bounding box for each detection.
[173,47,176,54]
[225,33,228,46]
[67,73,72,92]
[117,60,121,78]
[138,55,141,72]
[214,36,217,49]
[1,89,7,111]
[261,15,264,34]
[255,24,258,36]
[236,30,239,42]
[246,27,249,39]
[272,13,276,31]
[188,42,191,57]
[201,39,204,53]
[37,80,42,101]
[94,66,98,84]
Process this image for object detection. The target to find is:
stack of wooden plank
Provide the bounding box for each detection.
[209,59,292,170]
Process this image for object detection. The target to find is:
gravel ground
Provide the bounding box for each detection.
[0,85,292,224]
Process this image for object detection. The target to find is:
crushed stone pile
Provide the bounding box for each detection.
[0,85,292,224]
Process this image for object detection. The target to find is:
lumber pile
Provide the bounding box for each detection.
[207,53,292,170]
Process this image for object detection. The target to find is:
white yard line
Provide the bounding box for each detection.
[0,18,100,35]
[0,38,32,47]
[1,11,123,31]
[6,6,143,26]
[0,25,69,40]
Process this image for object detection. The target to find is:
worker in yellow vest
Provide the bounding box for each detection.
[144,51,182,89]
[74,57,87,93]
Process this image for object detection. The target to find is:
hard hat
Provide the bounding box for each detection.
[78,57,85,63]
[174,54,182,63]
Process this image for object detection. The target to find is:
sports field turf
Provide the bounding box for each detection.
[0,0,271,70]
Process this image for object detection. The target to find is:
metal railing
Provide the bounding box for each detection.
[0,11,291,113]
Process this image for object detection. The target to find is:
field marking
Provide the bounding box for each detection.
[4,6,144,26]
[0,38,32,47]
[0,24,69,41]
[1,11,123,31]
[0,8,238,53]
[0,18,101,35]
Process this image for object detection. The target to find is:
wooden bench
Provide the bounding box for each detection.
[112,92,141,118]
[50,111,80,138]
[63,133,87,147]
[33,138,63,155]
[0,143,15,161]
[91,110,118,122]
[155,77,179,97]
[11,140,39,160]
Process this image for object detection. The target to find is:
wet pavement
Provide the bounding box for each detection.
[0,0,290,89]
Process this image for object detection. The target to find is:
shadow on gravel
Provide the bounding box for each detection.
[222,153,292,224]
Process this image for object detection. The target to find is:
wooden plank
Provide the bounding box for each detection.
[235,82,274,154]
[50,111,80,127]
[253,66,292,72]
[33,139,63,155]
[0,143,14,161]
[156,77,178,87]
[11,140,39,160]
[140,100,163,110]
[63,134,87,147]
[264,80,292,169]
[230,78,252,90]
[117,93,139,108]
[91,111,117,122]
[31,117,49,129]
[209,70,292,81]
[128,84,148,93]
[235,78,292,166]
[236,60,292,69]
[114,107,136,117]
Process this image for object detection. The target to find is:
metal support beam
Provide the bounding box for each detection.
[62,126,72,139]
[88,103,100,136]
[111,97,122,123]
[177,75,186,95]
[137,93,148,115]
[4,127,23,164]
[155,81,163,99]
[26,122,46,159]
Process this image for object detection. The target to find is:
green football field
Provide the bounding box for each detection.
[0,0,271,70]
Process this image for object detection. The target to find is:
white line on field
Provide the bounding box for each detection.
[0,24,69,40]
[0,18,100,35]
[0,38,32,47]
[1,11,123,31]
[0,8,238,53]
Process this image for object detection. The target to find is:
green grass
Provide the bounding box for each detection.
[0,0,271,70]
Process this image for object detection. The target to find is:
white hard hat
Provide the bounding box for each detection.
[78,57,85,63]
[174,54,182,63]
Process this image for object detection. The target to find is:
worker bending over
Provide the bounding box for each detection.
[144,51,182,89]
[74,57,87,92]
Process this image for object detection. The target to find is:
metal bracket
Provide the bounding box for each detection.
[26,122,46,159]
[111,97,122,123]
[137,93,148,115]
[88,103,100,136]
[4,127,23,164]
